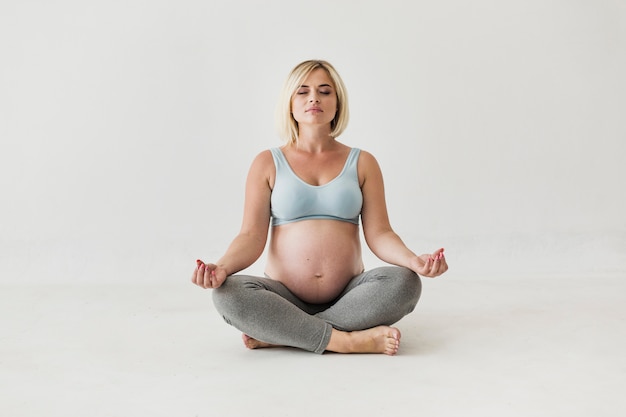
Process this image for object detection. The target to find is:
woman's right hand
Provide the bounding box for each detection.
[191,259,228,289]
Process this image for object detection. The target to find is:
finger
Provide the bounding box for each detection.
[422,256,434,276]
[204,265,214,288]
[432,248,444,258]
[195,259,206,286]
[438,251,447,268]
[191,261,204,285]
[207,266,220,288]
[429,249,443,273]
[195,263,203,287]
[431,251,446,275]
[200,264,212,288]
[206,268,214,288]
[431,256,440,275]
[203,263,218,287]
[434,254,448,276]
[437,252,445,272]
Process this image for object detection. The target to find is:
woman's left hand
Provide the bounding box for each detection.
[409,248,448,278]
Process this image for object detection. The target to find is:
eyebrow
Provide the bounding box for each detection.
[298,83,333,88]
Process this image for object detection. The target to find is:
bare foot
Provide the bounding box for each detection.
[241,334,279,350]
[326,326,401,355]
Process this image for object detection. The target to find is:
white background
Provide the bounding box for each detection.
[1,0,625,284]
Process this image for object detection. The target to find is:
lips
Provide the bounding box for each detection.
[306,107,322,113]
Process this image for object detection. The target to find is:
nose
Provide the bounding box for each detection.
[309,94,320,103]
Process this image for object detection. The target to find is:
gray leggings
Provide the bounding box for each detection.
[212,266,421,354]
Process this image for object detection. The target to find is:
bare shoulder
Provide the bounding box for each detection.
[356,149,383,184]
[357,149,378,165]
[251,149,274,166]
[247,149,276,186]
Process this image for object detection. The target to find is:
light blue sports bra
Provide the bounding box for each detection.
[270,147,363,226]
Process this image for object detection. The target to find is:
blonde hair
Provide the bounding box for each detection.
[275,60,350,144]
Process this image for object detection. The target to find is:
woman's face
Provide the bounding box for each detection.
[291,68,338,128]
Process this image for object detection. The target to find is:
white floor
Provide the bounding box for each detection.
[2,274,625,417]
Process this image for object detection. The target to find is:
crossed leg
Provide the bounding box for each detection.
[243,326,402,355]
[212,267,421,355]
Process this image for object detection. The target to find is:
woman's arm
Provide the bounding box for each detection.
[193,151,274,288]
[359,151,447,278]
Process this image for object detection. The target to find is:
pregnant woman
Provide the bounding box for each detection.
[192,59,448,355]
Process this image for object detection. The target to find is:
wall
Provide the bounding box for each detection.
[1,0,624,284]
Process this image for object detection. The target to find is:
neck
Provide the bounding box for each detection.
[295,125,336,152]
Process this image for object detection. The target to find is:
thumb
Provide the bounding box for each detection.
[433,248,445,257]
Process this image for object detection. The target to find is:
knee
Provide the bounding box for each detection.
[379,266,422,309]
[211,275,254,324]
[399,267,422,304]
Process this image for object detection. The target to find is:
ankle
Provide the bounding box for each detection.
[327,329,352,353]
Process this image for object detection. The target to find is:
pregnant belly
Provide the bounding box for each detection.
[265,220,364,304]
